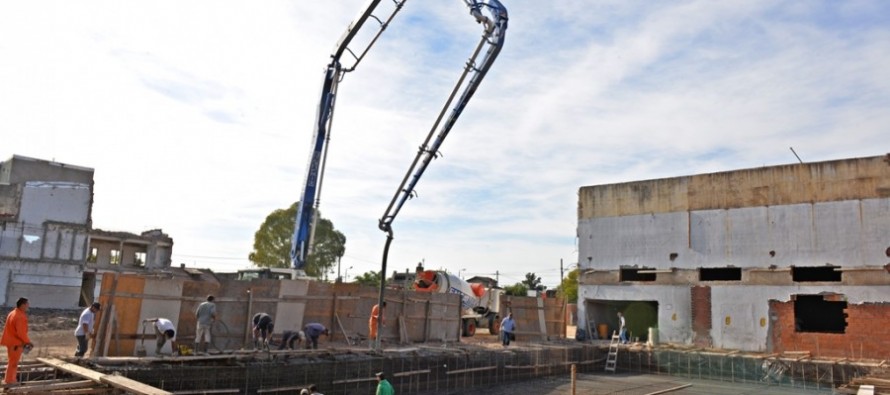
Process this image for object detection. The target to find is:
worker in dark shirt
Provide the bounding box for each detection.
[303,322,329,349]
[278,330,305,350]
[252,313,274,350]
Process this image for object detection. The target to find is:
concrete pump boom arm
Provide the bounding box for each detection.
[291,0,509,270]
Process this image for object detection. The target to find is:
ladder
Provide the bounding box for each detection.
[604,330,619,372]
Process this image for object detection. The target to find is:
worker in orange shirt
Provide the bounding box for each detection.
[2,297,33,385]
[369,301,386,344]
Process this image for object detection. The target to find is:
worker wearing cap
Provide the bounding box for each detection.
[375,372,394,395]
[74,302,101,357]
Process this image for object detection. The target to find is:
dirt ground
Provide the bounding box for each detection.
[0,307,81,362]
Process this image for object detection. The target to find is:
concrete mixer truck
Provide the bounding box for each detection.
[414,268,503,337]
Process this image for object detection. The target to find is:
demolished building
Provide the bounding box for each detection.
[0,154,175,308]
[576,153,890,360]
[0,155,94,308]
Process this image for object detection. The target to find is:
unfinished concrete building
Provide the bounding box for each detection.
[0,154,176,309]
[82,228,174,305]
[0,155,94,308]
[576,154,890,360]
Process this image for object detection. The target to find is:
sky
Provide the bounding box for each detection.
[1,1,888,289]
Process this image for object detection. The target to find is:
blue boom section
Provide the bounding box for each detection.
[291,0,395,270]
[291,64,338,270]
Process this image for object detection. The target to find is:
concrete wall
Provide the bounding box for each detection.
[0,156,94,308]
[578,199,889,270]
[2,260,83,308]
[0,183,91,308]
[576,154,890,357]
[0,155,94,185]
[578,154,890,219]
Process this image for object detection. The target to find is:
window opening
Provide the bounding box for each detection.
[794,294,847,333]
[135,252,146,267]
[699,267,741,281]
[110,249,120,265]
[792,266,841,282]
[87,248,98,263]
[620,268,656,282]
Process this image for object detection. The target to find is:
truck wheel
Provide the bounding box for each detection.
[489,319,500,335]
[462,319,476,337]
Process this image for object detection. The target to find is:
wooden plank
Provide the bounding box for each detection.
[102,375,173,395]
[446,366,497,375]
[94,272,121,357]
[38,357,172,395]
[101,304,116,357]
[257,385,310,393]
[6,379,95,393]
[644,383,693,395]
[38,358,104,382]
[335,313,353,346]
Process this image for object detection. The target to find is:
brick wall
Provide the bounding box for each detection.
[690,286,712,347]
[769,300,890,360]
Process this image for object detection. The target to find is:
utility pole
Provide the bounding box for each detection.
[560,258,564,284]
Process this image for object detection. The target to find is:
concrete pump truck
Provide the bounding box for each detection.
[289,0,508,345]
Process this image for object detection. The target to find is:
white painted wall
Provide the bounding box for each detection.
[19,182,90,225]
[577,285,693,344]
[579,198,890,270]
[577,198,890,351]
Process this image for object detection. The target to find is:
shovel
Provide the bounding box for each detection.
[135,322,147,357]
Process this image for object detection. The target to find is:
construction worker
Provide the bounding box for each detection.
[252,312,274,350]
[74,302,101,357]
[278,330,305,350]
[143,317,177,355]
[375,372,395,395]
[1,297,32,385]
[369,302,386,344]
[303,322,329,349]
[194,295,217,354]
[618,311,628,344]
[500,313,516,346]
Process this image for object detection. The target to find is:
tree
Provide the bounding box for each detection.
[353,271,382,288]
[503,282,528,296]
[556,268,579,303]
[521,272,546,292]
[248,202,346,278]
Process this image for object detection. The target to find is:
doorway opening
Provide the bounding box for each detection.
[582,299,658,342]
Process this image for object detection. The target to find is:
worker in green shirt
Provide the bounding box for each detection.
[375,372,394,395]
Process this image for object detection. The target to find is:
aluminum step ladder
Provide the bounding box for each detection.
[604,331,619,372]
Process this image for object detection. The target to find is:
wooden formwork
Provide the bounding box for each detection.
[93,273,471,356]
[501,294,567,341]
